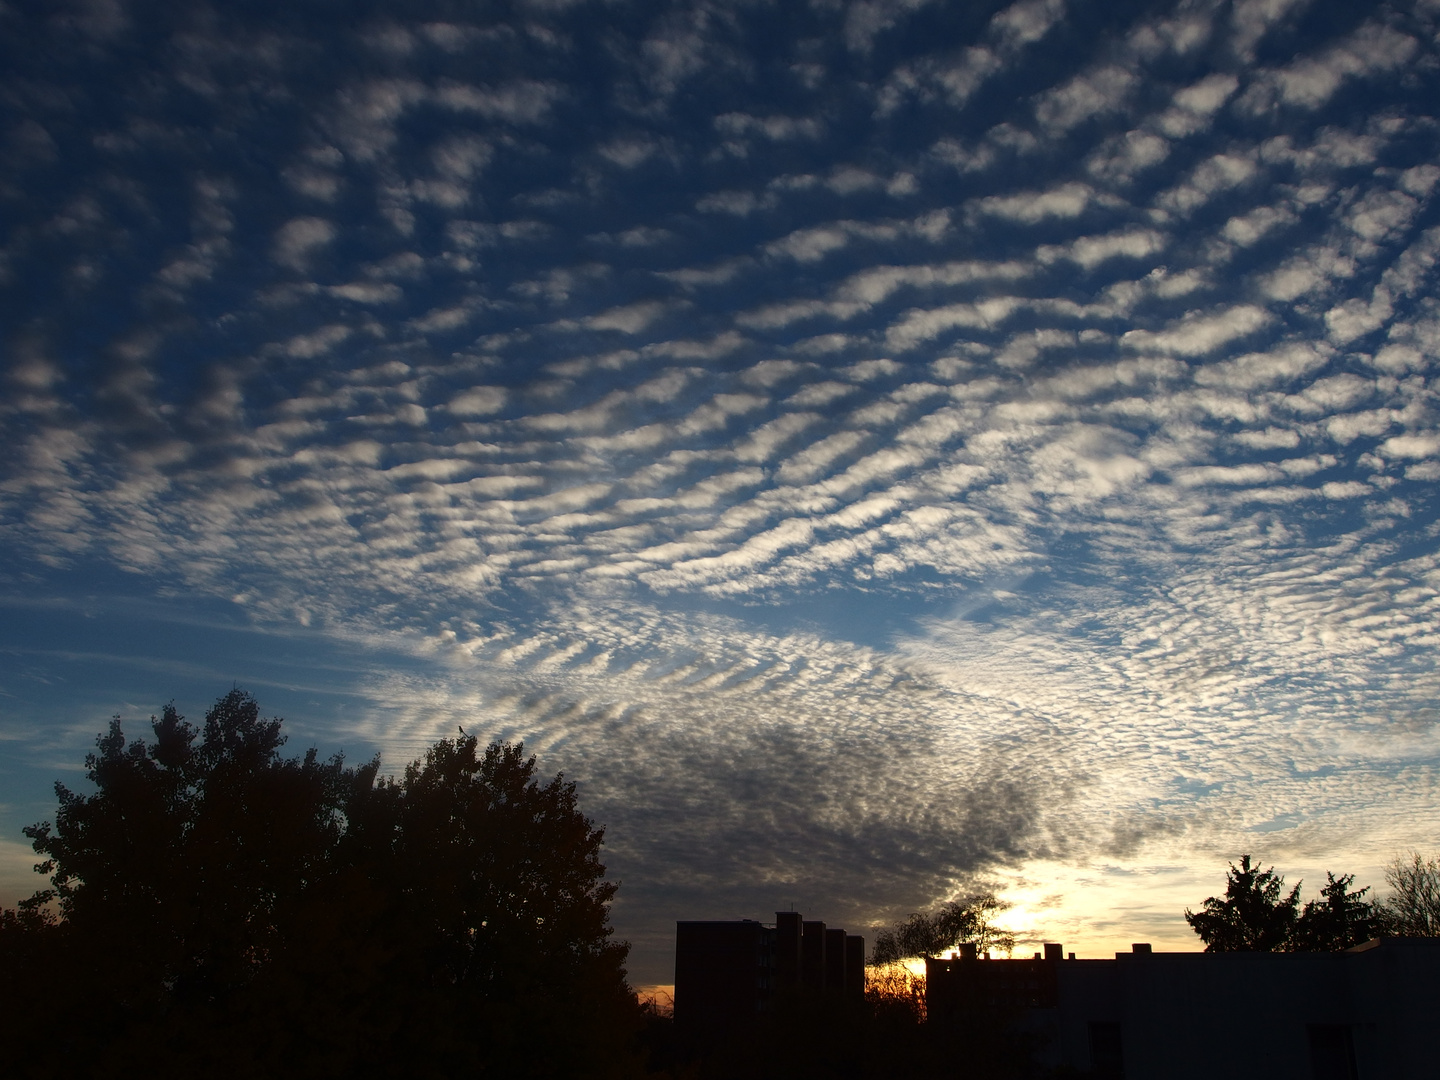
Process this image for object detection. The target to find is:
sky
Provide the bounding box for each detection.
[3,0,1440,989]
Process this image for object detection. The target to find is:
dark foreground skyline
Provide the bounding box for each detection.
[4,0,1440,986]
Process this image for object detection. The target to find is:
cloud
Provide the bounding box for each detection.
[1399,165,1440,199]
[1242,22,1419,113]
[1229,0,1311,60]
[766,225,858,263]
[696,189,778,215]
[1035,66,1138,133]
[1343,188,1420,250]
[597,137,664,169]
[877,47,1004,114]
[1193,342,1330,391]
[328,282,403,304]
[658,257,752,289]
[1154,152,1258,216]
[431,135,491,181]
[1221,203,1297,246]
[971,182,1100,223]
[324,78,427,161]
[409,302,484,334]
[886,297,1025,350]
[762,213,948,263]
[1121,306,1271,356]
[844,0,938,52]
[434,79,564,123]
[1155,73,1239,138]
[640,7,724,97]
[583,301,671,334]
[447,219,551,249]
[877,0,1065,113]
[715,112,823,142]
[281,324,351,358]
[733,412,824,463]
[990,0,1067,50]
[1038,228,1167,269]
[833,258,1029,306]
[1324,292,1392,346]
[775,430,869,485]
[1086,130,1170,185]
[272,217,336,270]
[1380,433,1440,460]
[735,298,865,330]
[447,387,508,416]
[1259,246,1356,302]
[1317,220,1440,345]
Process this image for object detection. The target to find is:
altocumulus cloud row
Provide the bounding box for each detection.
[3,0,1440,981]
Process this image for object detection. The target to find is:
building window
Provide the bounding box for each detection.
[1088,1021,1123,1078]
[1307,1024,1358,1080]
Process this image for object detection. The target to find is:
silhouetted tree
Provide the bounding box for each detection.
[3,689,642,1079]
[871,892,1016,964]
[1291,872,1380,950]
[0,903,63,1072]
[1380,850,1440,936]
[22,692,350,1021]
[332,733,637,1077]
[1184,855,1300,951]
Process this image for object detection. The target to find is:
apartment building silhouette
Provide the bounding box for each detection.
[674,910,864,1032]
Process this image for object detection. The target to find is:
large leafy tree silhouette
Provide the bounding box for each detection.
[3,689,640,1079]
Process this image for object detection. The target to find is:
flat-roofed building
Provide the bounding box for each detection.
[926,937,1440,1079]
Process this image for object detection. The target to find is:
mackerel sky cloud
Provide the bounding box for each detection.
[4,0,1440,985]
